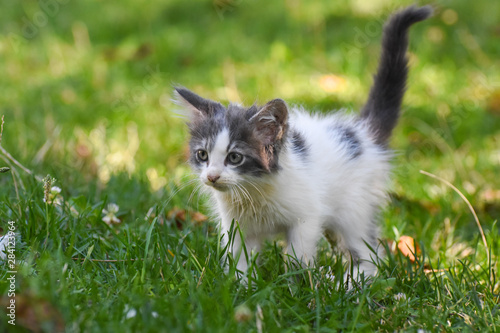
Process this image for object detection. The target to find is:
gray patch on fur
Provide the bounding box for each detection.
[177,88,289,175]
[330,126,362,159]
[290,129,308,160]
[188,115,224,168]
[225,104,271,176]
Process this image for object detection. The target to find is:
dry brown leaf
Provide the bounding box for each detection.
[167,207,208,229]
[397,235,420,262]
[1,294,65,333]
[191,211,208,223]
[167,207,186,222]
[487,89,500,115]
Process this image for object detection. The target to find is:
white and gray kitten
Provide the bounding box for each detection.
[174,6,432,280]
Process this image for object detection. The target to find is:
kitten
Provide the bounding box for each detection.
[174,6,432,281]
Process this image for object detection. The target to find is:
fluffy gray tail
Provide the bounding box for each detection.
[360,5,433,145]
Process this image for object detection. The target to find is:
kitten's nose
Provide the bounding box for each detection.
[207,174,220,183]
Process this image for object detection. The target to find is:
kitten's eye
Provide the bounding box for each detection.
[197,149,208,162]
[227,152,243,165]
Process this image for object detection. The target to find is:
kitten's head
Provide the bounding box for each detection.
[174,87,288,191]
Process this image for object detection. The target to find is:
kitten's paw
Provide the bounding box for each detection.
[235,266,259,289]
[345,261,377,288]
[343,271,376,290]
[321,263,377,291]
[320,266,350,292]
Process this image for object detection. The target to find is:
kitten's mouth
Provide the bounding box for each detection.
[204,181,229,191]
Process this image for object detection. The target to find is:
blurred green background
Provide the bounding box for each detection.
[1,0,499,331]
[0,0,499,253]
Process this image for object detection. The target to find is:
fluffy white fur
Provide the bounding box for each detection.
[206,108,390,278]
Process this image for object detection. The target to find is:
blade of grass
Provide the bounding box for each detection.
[141,218,157,283]
[420,170,490,280]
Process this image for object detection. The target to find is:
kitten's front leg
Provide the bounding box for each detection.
[286,219,322,267]
[232,235,261,276]
[220,222,260,279]
[343,234,380,281]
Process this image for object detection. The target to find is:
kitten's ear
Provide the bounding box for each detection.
[174,87,224,120]
[250,99,288,145]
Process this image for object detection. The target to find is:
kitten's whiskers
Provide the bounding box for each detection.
[187,182,203,205]
[245,180,266,201]
[164,177,198,207]
[235,183,258,217]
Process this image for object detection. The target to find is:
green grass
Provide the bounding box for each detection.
[1,0,499,331]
